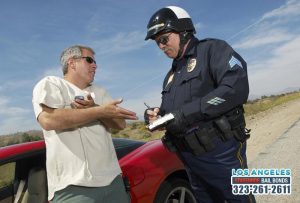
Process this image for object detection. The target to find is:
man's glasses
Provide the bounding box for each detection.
[155,33,172,45]
[77,56,97,64]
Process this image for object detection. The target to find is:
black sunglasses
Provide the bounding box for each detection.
[155,33,172,45]
[78,56,96,64]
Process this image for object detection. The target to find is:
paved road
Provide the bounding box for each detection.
[249,117,300,203]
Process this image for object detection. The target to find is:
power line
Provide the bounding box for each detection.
[123,16,265,97]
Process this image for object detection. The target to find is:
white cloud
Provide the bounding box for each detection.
[0,80,33,91]
[120,73,165,98]
[231,0,300,97]
[194,22,204,33]
[230,0,300,47]
[262,0,300,20]
[0,107,30,116]
[234,29,293,49]
[121,87,162,119]
[42,66,62,77]
[249,36,300,96]
[0,95,37,135]
[93,31,148,56]
[0,96,9,106]
[0,96,30,116]
[0,116,39,136]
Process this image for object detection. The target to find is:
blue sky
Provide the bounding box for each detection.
[1,0,300,135]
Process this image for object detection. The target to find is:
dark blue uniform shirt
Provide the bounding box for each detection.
[160,37,249,129]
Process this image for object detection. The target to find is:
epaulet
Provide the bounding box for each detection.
[198,38,222,43]
[198,38,229,48]
[198,38,214,42]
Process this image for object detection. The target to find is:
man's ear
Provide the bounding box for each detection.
[68,58,76,71]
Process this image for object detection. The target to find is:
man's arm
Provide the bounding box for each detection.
[101,118,125,130]
[72,96,127,130]
[38,99,137,131]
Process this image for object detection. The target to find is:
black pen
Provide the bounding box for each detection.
[144,102,151,109]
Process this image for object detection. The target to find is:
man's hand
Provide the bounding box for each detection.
[72,96,137,129]
[101,99,138,120]
[38,98,137,131]
[144,107,160,125]
[71,94,95,109]
[97,99,137,130]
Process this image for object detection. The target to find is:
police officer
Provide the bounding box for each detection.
[144,6,256,203]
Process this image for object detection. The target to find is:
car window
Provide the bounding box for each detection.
[0,162,15,189]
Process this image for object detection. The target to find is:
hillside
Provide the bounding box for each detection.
[1,91,300,147]
[114,91,300,142]
[0,130,43,147]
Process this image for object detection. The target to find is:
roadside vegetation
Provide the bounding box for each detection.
[114,90,300,141]
[1,90,300,145]
[244,91,300,116]
[0,163,15,188]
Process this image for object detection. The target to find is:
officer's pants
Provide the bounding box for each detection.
[180,137,256,203]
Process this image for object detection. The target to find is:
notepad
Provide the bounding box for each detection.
[148,113,174,131]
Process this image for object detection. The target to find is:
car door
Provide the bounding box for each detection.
[0,162,15,203]
[0,141,46,203]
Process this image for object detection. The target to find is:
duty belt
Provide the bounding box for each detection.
[172,107,250,156]
[175,126,219,155]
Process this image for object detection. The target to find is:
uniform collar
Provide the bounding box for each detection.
[171,37,199,72]
[182,37,199,58]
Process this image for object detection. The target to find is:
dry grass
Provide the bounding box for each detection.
[114,91,300,141]
[244,91,300,116]
[1,91,300,143]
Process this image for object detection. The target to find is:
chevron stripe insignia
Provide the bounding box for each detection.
[207,97,226,106]
[229,56,242,69]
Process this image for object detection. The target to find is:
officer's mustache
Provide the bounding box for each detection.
[162,47,174,52]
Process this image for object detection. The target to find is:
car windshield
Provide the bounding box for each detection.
[112,138,146,160]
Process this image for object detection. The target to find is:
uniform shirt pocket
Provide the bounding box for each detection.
[178,67,202,102]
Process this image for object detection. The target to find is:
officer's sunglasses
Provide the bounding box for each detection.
[155,33,172,45]
[76,56,97,64]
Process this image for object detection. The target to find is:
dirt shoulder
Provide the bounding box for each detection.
[246,97,300,163]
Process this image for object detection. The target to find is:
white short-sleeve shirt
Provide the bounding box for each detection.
[32,76,121,200]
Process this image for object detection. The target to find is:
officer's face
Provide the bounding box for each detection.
[155,32,180,59]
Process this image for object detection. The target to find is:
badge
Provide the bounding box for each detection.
[166,73,174,86]
[187,58,197,72]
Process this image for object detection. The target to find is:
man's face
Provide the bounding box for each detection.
[154,32,180,59]
[74,49,97,86]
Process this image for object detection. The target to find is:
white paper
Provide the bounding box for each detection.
[148,113,174,131]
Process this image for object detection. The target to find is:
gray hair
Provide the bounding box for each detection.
[60,45,95,75]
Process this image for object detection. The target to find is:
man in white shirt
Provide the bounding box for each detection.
[32,45,137,203]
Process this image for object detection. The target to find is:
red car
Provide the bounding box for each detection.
[0,138,196,203]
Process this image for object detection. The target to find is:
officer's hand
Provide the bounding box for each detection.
[144,107,160,125]
[166,110,187,135]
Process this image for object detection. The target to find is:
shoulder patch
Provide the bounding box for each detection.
[229,56,243,69]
